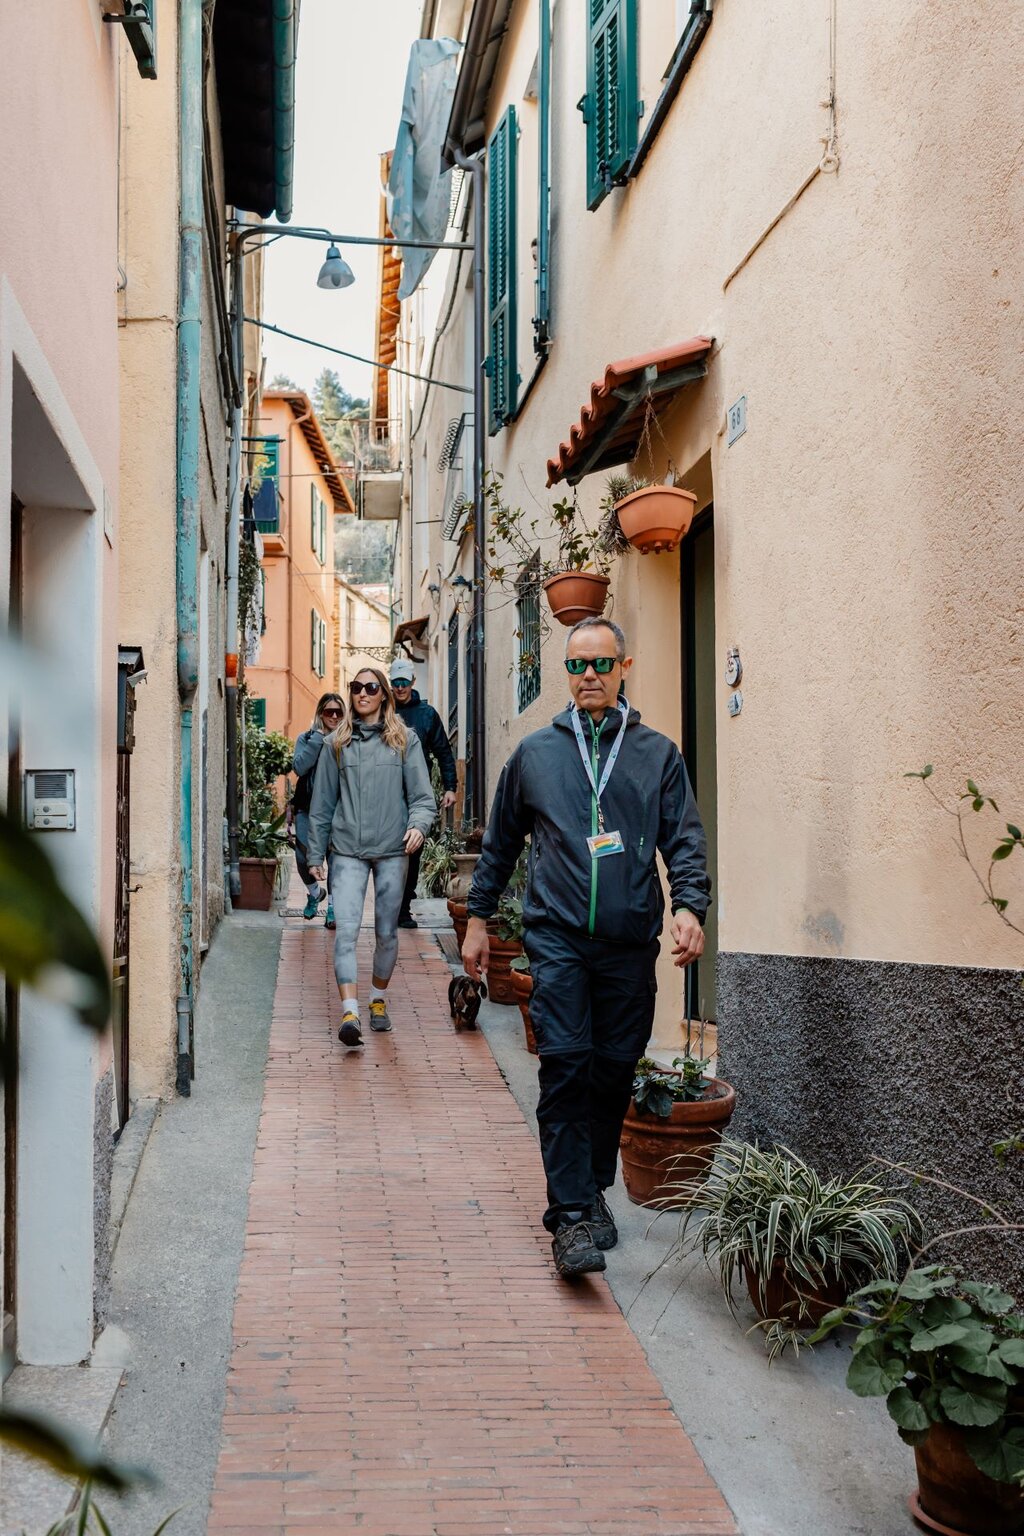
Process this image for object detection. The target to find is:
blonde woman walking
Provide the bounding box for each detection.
[307,667,435,1048]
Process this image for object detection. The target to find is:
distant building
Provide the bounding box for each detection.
[245,390,354,743]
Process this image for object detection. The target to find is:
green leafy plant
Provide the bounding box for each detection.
[238,812,287,860]
[484,472,610,589]
[245,724,293,789]
[419,826,459,897]
[632,1054,713,1118]
[493,846,528,941]
[34,1479,177,1534]
[905,766,1024,935]
[810,1266,1024,1484]
[668,1140,923,1359]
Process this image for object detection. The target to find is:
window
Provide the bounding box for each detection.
[582,0,640,211]
[447,610,460,740]
[248,697,267,730]
[515,556,541,713]
[487,106,518,433]
[310,610,326,678]
[319,495,327,565]
[310,485,327,564]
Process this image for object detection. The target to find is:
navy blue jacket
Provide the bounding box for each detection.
[394,690,457,792]
[468,704,710,947]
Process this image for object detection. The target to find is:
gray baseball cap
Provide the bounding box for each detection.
[389,657,415,684]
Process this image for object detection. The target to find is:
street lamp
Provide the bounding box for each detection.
[316,243,356,290]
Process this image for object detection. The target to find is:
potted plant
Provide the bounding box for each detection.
[237,812,286,910]
[668,1139,922,1360]
[540,496,612,627]
[812,1267,1024,1533]
[509,955,537,1054]
[448,846,527,1001]
[599,472,697,556]
[619,1024,736,1209]
[420,826,459,898]
[446,823,485,941]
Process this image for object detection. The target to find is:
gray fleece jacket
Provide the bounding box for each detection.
[306,720,436,864]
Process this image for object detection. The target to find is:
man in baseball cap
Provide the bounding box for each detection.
[389,657,457,925]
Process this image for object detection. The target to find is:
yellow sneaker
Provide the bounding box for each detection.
[368,999,392,1033]
[338,1011,363,1048]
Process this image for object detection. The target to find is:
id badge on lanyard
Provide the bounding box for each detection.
[571,702,628,860]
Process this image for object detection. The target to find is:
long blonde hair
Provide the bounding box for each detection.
[335,667,408,759]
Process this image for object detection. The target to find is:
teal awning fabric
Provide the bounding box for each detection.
[388,38,461,301]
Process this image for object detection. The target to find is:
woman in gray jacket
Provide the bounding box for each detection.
[307,666,436,1048]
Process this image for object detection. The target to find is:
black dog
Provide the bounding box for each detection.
[448,973,486,1030]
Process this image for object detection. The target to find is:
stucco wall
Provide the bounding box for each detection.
[403,0,1024,1102]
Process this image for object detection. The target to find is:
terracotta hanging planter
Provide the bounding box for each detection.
[614,485,697,555]
[910,1422,1024,1535]
[542,570,610,627]
[619,1077,736,1207]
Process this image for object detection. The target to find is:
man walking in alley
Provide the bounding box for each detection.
[390,657,458,927]
[462,618,709,1279]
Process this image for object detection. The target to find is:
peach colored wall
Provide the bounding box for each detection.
[404,0,1024,1053]
[247,397,336,745]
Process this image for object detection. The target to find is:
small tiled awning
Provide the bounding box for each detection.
[546,338,713,487]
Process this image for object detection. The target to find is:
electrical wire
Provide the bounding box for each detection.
[245,317,471,394]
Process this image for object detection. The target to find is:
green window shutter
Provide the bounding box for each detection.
[487,105,518,434]
[311,609,317,672]
[310,484,317,553]
[319,497,327,564]
[248,697,266,730]
[583,0,639,211]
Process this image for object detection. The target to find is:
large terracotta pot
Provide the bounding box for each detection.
[237,857,278,911]
[542,570,610,627]
[744,1261,849,1328]
[447,898,468,951]
[619,1077,736,1207]
[486,933,523,1005]
[614,485,697,554]
[911,1422,1024,1535]
[445,852,480,903]
[510,968,538,1054]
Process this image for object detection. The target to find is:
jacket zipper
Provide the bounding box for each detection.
[587,716,604,937]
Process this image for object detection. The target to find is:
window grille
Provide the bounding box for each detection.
[516,556,542,713]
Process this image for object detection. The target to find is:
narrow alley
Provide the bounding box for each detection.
[206,900,735,1536]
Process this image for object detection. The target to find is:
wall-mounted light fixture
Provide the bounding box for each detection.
[450,573,473,614]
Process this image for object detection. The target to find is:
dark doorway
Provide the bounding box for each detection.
[4,496,24,1366]
[680,508,719,1023]
[113,647,144,1132]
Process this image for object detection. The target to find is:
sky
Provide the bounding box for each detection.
[261,0,424,406]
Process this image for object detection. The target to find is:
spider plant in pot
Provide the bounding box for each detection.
[810,1266,1024,1535]
[666,1139,923,1360]
[619,1017,736,1208]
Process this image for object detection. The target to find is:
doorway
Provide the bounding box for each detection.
[680,509,719,1023]
[4,496,24,1366]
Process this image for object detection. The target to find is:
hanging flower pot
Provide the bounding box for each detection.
[542,570,610,627]
[613,484,697,555]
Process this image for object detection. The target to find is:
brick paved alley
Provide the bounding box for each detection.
[206,906,737,1536]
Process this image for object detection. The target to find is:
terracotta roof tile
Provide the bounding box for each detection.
[546,337,713,487]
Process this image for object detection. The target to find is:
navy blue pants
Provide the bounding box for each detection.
[524,922,659,1233]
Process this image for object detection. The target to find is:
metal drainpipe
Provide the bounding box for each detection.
[224,244,243,902]
[454,149,487,829]
[176,0,203,1095]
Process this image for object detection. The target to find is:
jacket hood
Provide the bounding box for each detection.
[551,701,641,733]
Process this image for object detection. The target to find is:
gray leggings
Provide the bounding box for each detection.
[328,853,408,988]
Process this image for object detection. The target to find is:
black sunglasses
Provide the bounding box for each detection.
[564,656,618,676]
[321,705,344,718]
[350,680,383,697]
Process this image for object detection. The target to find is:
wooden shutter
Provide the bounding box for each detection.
[311,610,317,672]
[583,0,639,211]
[319,496,327,564]
[487,106,518,434]
[310,484,317,553]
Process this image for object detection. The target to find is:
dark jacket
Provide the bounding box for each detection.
[394,689,457,791]
[468,704,710,947]
[292,728,327,814]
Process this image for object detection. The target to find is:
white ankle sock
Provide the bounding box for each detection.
[342,998,360,1018]
[370,986,388,1005]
